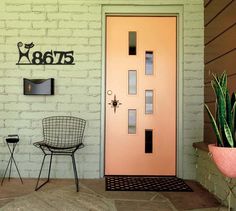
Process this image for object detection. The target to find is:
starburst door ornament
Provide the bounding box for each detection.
[108,94,122,113]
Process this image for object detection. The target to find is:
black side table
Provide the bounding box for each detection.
[1,135,23,185]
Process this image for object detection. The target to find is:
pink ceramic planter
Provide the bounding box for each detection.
[208,144,236,178]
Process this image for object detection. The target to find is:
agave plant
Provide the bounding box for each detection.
[205,72,236,147]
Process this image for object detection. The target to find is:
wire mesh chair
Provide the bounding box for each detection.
[33,116,86,192]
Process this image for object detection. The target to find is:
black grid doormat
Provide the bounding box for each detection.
[105,176,192,192]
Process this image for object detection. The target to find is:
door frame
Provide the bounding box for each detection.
[100,5,184,178]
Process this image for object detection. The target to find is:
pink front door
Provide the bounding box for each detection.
[105,16,176,175]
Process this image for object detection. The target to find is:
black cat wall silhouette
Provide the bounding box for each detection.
[17,42,34,64]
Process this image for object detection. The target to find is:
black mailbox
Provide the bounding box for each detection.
[23,78,54,95]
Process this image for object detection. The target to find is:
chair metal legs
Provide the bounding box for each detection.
[35,152,80,192]
[71,153,79,192]
[35,153,53,191]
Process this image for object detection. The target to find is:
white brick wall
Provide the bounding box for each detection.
[196,149,236,209]
[0,0,204,179]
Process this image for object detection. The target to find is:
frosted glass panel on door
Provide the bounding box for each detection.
[128,109,136,134]
[145,90,153,114]
[128,70,137,95]
[145,51,153,75]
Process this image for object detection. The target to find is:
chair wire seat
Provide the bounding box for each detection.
[33,116,86,192]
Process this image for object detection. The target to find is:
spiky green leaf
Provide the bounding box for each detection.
[216,100,219,128]
[211,77,226,140]
[223,119,234,147]
[226,89,232,132]
[205,104,224,147]
[231,92,236,108]
[219,72,227,95]
[231,101,236,145]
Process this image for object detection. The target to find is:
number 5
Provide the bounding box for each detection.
[64,51,74,64]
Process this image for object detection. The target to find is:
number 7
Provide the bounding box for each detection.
[54,51,64,64]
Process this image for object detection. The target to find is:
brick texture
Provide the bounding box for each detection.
[0,0,204,179]
[196,149,236,209]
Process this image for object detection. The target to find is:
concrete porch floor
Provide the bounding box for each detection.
[0,178,225,210]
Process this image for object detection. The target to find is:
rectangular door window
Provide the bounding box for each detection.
[129,32,136,55]
[128,109,136,134]
[145,129,153,153]
[128,70,137,95]
[145,90,153,114]
[145,51,153,75]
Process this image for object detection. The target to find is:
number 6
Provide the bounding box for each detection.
[43,50,54,64]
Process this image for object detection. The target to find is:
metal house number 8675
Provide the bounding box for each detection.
[16,42,75,65]
[31,50,74,65]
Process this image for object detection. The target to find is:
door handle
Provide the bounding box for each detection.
[107,90,112,95]
[108,94,122,113]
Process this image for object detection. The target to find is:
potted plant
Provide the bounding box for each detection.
[205,72,236,178]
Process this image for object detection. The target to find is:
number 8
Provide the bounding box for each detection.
[32,51,43,64]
